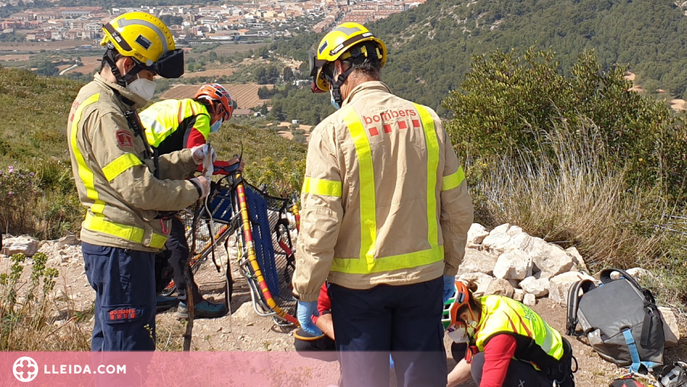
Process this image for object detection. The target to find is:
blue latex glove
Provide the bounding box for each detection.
[442,275,456,304]
[297,300,323,336]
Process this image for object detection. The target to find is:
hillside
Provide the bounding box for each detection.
[0,66,306,238]
[272,0,687,118]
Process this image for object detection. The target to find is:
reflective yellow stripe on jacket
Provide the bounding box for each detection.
[475,295,565,361]
[70,93,167,249]
[327,104,445,274]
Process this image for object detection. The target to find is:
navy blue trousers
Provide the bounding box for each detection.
[83,242,156,351]
[329,276,447,387]
[165,216,202,303]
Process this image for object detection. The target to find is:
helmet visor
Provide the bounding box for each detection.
[153,49,184,78]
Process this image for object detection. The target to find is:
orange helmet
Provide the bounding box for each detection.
[194,83,237,121]
[443,280,472,330]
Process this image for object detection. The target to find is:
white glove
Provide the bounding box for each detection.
[191,144,217,165]
[190,176,211,199]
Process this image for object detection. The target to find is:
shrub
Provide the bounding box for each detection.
[443,48,686,200]
[0,253,90,350]
[0,162,83,239]
[0,165,42,234]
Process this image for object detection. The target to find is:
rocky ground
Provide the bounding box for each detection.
[1,234,686,386]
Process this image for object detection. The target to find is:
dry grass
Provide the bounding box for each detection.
[473,119,667,269]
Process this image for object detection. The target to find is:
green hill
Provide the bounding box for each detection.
[0,65,306,238]
[271,0,687,120]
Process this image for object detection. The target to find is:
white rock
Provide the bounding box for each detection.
[519,276,550,298]
[507,225,524,236]
[493,250,532,280]
[548,271,596,305]
[1,235,39,257]
[565,247,589,273]
[458,249,498,276]
[467,223,489,246]
[513,289,525,302]
[458,272,495,297]
[481,224,512,252]
[486,278,514,298]
[57,235,80,247]
[525,238,575,279]
[523,293,536,306]
[502,232,535,253]
[233,302,255,319]
[625,267,652,282]
[659,307,681,348]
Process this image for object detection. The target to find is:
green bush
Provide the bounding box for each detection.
[444,48,685,199]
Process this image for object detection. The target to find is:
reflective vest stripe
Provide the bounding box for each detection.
[71,94,167,248]
[329,105,443,274]
[442,166,465,191]
[69,93,106,214]
[343,108,377,264]
[102,153,143,182]
[302,177,342,197]
[83,213,167,249]
[140,99,209,147]
[414,103,439,248]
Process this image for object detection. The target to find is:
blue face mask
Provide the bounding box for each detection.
[330,89,341,110]
[210,119,223,133]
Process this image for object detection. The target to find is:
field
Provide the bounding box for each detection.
[0,40,95,52]
[161,83,272,109]
[182,67,236,79]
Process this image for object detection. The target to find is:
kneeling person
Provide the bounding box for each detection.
[445,281,575,387]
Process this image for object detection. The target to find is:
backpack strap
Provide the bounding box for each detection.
[600,268,643,291]
[622,329,662,373]
[566,279,596,336]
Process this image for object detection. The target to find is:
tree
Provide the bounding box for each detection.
[443,48,686,199]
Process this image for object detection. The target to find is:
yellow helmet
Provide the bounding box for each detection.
[101,12,184,78]
[309,22,387,92]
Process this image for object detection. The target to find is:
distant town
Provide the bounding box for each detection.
[0,0,427,44]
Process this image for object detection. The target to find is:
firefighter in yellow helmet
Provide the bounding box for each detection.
[67,12,212,351]
[292,22,474,387]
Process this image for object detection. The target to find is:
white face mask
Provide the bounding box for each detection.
[447,324,469,343]
[210,118,223,133]
[126,74,157,101]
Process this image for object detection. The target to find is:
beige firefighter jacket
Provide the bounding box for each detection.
[292,81,474,302]
[67,74,200,252]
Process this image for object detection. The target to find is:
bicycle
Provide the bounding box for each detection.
[169,162,299,326]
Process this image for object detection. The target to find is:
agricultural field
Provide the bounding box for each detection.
[181,67,235,79]
[0,40,91,52]
[160,83,272,109]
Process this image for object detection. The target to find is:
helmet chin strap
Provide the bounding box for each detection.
[103,45,143,87]
[326,64,354,107]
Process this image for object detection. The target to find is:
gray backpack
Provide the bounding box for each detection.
[566,268,665,372]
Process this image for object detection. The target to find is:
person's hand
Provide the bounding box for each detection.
[191,144,217,165]
[443,275,456,304]
[297,300,323,336]
[228,156,245,172]
[190,176,211,199]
